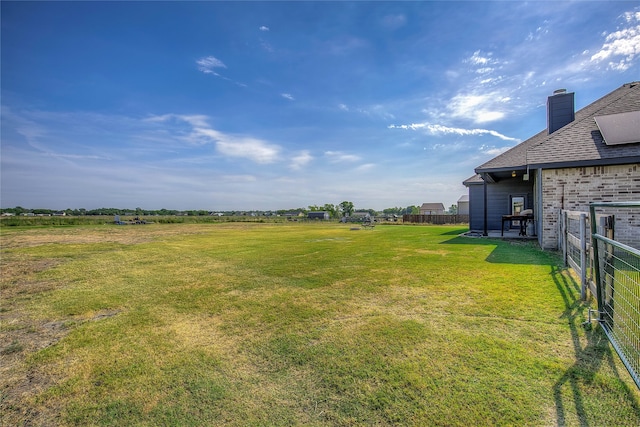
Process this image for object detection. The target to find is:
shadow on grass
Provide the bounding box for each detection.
[439,228,469,236]
[442,235,549,265]
[550,266,640,426]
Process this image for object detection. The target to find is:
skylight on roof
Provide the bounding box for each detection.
[594,111,640,145]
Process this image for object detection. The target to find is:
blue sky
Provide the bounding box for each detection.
[2,1,639,211]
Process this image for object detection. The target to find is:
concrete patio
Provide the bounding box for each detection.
[464,229,538,240]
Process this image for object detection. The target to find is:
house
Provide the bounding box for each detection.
[284,211,304,220]
[308,211,330,220]
[351,211,372,220]
[464,82,640,250]
[457,195,469,215]
[419,203,445,215]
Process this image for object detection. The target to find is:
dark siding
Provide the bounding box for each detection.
[468,178,535,231]
[547,92,575,134]
[468,184,484,231]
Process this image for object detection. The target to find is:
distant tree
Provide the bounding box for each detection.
[339,201,354,217]
[448,204,458,215]
[405,205,419,215]
[383,207,403,215]
[308,205,320,211]
[323,203,338,218]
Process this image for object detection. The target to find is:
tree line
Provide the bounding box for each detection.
[0,203,427,218]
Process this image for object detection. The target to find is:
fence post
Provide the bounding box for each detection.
[579,212,587,300]
[589,205,604,322]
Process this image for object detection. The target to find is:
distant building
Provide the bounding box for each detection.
[419,203,445,215]
[284,211,304,220]
[308,211,330,220]
[457,196,469,215]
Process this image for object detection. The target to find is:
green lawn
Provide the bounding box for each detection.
[1,223,639,426]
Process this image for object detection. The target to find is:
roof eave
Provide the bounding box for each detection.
[528,156,640,170]
[475,165,528,174]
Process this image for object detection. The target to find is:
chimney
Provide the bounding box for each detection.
[547,89,575,134]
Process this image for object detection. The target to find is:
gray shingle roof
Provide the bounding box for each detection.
[463,174,483,185]
[475,82,640,173]
[420,203,445,211]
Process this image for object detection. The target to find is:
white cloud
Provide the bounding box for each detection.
[290,150,313,170]
[259,26,270,31]
[196,56,227,75]
[480,145,512,156]
[475,111,505,123]
[388,122,520,142]
[195,56,247,86]
[147,114,281,164]
[216,138,280,164]
[590,10,640,71]
[281,93,295,101]
[355,163,376,172]
[145,113,210,128]
[325,151,361,163]
[447,93,506,123]
[525,21,550,42]
[468,50,492,66]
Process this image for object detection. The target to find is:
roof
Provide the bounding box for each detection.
[457,195,469,202]
[475,82,640,174]
[420,203,445,210]
[463,174,483,186]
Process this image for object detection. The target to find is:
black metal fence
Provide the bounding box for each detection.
[589,201,640,389]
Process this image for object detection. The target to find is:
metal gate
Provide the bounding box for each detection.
[589,201,640,389]
[560,210,590,299]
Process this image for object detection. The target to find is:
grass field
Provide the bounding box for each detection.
[1,223,639,426]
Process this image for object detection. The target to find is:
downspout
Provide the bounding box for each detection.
[536,168,543,246]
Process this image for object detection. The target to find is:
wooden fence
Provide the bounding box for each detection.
[402,214,469,224]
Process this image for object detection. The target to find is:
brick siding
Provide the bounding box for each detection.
[541,163,640,250]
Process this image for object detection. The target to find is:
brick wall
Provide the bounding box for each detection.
[541,163,640,250]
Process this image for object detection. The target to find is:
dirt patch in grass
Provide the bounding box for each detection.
[0,224,213,249]
[1,306,122,427]
[1,226,153,426]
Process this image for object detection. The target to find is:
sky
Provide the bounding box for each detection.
[2,1,640,212]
